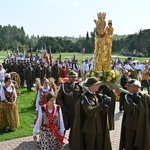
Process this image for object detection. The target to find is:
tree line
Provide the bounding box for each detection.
[0,24,150,56]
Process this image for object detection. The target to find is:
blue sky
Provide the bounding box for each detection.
[0,0,150,37]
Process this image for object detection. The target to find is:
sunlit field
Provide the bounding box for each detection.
[0,51,149,63]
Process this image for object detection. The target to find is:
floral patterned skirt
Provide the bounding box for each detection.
[38,127,62,150]
[0,102,20,129]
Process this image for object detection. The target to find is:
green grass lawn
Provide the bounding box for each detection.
[0,87,36,142]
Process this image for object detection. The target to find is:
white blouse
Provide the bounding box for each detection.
[33,104,65,137]
[1,84,17,101]
[0,68,6,82]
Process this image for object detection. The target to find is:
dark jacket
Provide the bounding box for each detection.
[99,85,116,130]
[119,93,150,150]
[56,82,83,129]
[71,90,112,150]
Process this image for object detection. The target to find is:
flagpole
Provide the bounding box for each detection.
[82,48,85,81]
[59,49,62,63]
[73,51,76,61]
[41,47,43,59]
[49,48,52,65]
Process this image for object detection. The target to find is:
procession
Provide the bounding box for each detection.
[0,6,150,150]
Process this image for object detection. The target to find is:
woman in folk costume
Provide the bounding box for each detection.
[33,93,65,150]
[0,75,20,132]
[35,77,55,112]
[34,77,58,125]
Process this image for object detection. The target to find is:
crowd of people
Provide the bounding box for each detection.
[0,54,150,150]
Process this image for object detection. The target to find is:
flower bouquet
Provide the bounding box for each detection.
[85,69,132,95]
[86,69,120,83]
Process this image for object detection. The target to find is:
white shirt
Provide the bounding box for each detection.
[118,63,123,69]
[82,63,89,73]
[0,68,6,82]
[134,63,140,70]
[140,64,146,71]
[1,84,17,100]
[33,104,65,136]
[123,64,133,71]
[72,63,80,72]
[88,60,94,70]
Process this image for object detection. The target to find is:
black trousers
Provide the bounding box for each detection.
[119,92,126,111]
[63,112,75,145]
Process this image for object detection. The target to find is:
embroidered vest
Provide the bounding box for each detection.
[41,105,64,145]
[3,85,14,102]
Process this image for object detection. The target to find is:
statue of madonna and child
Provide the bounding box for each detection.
[82,12,131,95]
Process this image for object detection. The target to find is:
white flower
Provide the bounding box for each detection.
[99,72,103,77]
[106,76,112,82]
[97,70,103,74]
[112,74,116,78]
[115,70,120,77]
[91,72,95,76]
[110,70,115,74]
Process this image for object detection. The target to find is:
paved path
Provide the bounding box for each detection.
[0,102,122,150]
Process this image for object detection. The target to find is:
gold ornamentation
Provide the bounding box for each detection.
[94,12,114,71]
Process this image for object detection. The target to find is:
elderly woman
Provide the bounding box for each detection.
[0,75,20,132]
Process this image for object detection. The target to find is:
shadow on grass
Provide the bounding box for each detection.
[0,128,17,136]
[0,128,6,135]
[19,105,35,113]
[19,89,35,95]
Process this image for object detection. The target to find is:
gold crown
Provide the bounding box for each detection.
[102,12,106,18]
[97,12,106,19]
[97,12,101,18]
[108,20,112,24]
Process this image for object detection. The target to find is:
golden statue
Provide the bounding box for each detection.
[94,12,106,38]
[94,12,114,71]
